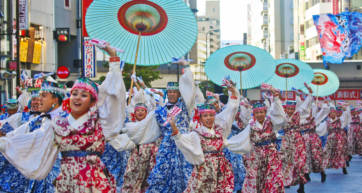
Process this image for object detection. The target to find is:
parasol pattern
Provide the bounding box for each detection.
[301,69,339,97]
[85,0,198,66]
[205,45,276,90]
[266,59,314,91]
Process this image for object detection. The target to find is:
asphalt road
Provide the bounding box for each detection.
[286,155,362,193]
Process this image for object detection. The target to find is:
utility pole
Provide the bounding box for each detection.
[15,0,20,86]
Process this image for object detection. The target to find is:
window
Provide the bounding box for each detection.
[64,0,71,9]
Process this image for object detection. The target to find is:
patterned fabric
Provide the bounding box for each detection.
[224,125,246,192]
[184,125,234,193]
[101,143,130,189]
[280,112,308,186]
[300,119,324,173]
[348,115,361,155]
[242,118,284,193]
[323,119,348,169]
[147,99,192,193]
[0,113,59,193]
[0,114,29,193]
[122,138,162,193]
[53,112,116,193]
[0,113,9,122]
[313,12,362,64]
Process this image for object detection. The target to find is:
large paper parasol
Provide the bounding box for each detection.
[266,59,314,93]
[301,69,339,97]
[85,0,198,66]
[205,45,276,90]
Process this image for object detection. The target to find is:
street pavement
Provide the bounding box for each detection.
[286,155,362,193]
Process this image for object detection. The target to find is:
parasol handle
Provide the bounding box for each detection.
[316,85,319,107]
[239,70,242,96]
[285,78,288,101]
[128,32,142,105]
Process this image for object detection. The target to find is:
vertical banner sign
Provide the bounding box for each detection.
[83,38,96,78]
[19,0,28,29]
[333,0,339,14]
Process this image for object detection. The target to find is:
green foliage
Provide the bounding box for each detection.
[122,63,161,89]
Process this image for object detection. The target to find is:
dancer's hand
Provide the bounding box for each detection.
[103,44,117,57]
[176,59,189,66]
[271,89,280,98]
[170,117,179,136]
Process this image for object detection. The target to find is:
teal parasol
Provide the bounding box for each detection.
[204,45,276,90]
[85,0,198,66]
[266,59,314,91]
[301,69,340,97]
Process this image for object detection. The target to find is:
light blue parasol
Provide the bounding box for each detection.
[266,59,314,91]
[85,0,198,66]
[301,69,339,97]
[204,45,276,90]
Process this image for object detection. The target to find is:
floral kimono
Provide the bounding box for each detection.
[347,113,361,155]
[173,95,239,193]
[300,102,330,174]
[281,95,312,186]
[146,67,196,193]
[317,108,351,169]
[231,98,286,193]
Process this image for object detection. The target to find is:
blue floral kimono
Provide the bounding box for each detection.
[146,99,193,193]
[223,124,246,192]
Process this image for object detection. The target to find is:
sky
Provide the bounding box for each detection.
[197,0,248,41]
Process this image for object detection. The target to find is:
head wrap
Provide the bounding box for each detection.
[283,100,296,108]
[71,77,99,101]
[166,82,179,90]
[40,80,65,99]
[251,100,266,112]
[206,96,218,105]
[6,99,18,110]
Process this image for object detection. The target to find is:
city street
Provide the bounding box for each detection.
[286,156,362,193]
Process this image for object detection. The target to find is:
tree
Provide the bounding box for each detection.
[96,62,161,89]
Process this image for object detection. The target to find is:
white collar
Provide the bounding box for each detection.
[200,125,215,135]
[67,113,89,130]
[49,107,62,118]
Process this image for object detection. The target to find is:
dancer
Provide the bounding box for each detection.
[171,85,239,192]
[317,104,351,175]
[300,99,330,183]
[0,45,125,193]
[347,107,361,156]
[146,59,196,193]
[121,88,162,193]
[280,85,313,193]
[228,88,287,193]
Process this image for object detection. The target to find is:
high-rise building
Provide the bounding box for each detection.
[247,0,294,59]
[189,0,221,81]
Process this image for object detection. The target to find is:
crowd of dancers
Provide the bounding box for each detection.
[0,46,361,193]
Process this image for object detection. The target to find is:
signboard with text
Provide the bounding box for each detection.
[331,89,360,100]
[83,38,96,78]
[19,0,29,29]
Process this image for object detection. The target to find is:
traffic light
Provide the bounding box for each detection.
[54,28,70,42]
